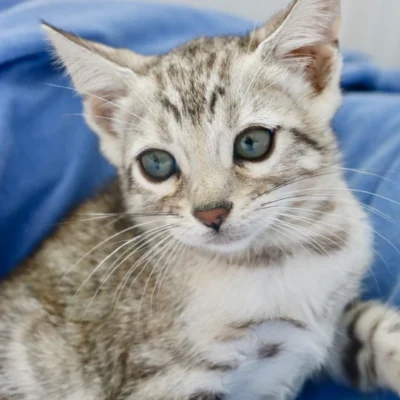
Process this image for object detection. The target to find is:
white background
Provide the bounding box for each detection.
[157,0,400,67]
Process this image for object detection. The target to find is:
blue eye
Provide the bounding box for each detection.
[234,127,275,161]
[139,150,178,181]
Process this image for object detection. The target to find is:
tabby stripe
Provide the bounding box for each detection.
[161,97,182,124]
[209,86,226,116]
[291,129,323,152]
[342,304,369,387]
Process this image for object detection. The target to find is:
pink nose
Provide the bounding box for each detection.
[193,203,232,232]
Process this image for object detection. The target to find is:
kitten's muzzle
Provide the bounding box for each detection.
[193,202,232,232]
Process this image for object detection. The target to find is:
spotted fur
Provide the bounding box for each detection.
[1,1,400,399]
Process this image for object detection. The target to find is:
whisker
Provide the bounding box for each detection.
[76,211,173,215]
[56,215,119,225]
[154,241,182,306]
[112,231,174,308]
[127,234,173,293]
[256,210,389,292]
[335,167,398,184]
[270,217,331,257]
[261,186,400,209]
[155,231,191,308]
[103,215,125,228]
[256,194,397,226]
[79,37,157,118]
[237,1,304,112]
[80,223,178,314]
[283,213,385,292]
[258,217,316,257]
[368,249,390,294]
[260,205,349,221]
[372,229,400,261]
[106,224,178,296]
[138,235,179,319]
[74,236,140,298]
[235,21,259,101]
[151,228,191,311]
[83,227,176,317]
[237,25,279,111]
[57,218,171,285]
[247,163,399,212]
[272,211,349,240]
[258,194,332,209]
[272,213,386,283]
[64,113,145,131]
[386,277,400,306]
[249,164,339,203]
[45,83,168,134]
[246,81,276,110]
[254,219,293,257]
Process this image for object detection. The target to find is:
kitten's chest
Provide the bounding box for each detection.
[180,251,364,345]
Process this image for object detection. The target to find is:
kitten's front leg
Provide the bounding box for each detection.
[130,319,327,400]
[123,366,227,400]
[0,315,104,400]
[327,300,400,396]
[218,320,328,400]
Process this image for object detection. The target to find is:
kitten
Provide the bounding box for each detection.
[1,0,400,399]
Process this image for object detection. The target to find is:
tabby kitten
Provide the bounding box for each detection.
[1,0,400,399]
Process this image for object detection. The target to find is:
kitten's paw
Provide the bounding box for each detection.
[209,318,308,370]
[222,320,323,400]
[342,301,400,395]
[372,308,400,395]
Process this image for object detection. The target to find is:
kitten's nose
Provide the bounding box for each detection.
[193,203,232,232]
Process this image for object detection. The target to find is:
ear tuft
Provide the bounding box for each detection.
[42,23,142,166]
[254,0,341,93]
[42,23,134,97]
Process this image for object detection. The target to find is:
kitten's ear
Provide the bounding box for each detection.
[42,23,144,166]
[254,0,341,93]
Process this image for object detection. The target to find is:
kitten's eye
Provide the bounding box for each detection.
[139,150,179,181]
[234,127,274,161]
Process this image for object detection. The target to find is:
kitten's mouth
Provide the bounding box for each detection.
[202,228,256,252]
[173,226,259,253]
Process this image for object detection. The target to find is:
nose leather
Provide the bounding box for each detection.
[193,204,232,232]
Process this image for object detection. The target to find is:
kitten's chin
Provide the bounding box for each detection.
[176,229,259,254]
[203,238,254,254]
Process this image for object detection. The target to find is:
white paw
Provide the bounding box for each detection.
[221,321,324,400]
[373,312,400,395]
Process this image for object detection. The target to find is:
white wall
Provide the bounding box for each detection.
[158,0,400,67]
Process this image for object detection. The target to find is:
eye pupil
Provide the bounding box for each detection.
[234,127,274,161]
[139,150,178,182]
[244,137,254,148]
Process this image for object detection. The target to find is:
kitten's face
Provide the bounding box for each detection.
[45,0,343,254]
[119,39,340,253]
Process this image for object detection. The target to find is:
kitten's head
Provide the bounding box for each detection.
[44,0,344,255]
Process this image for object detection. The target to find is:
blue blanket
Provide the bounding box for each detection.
[1,1,400,399]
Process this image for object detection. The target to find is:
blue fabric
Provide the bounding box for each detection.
[0,1,400,399]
